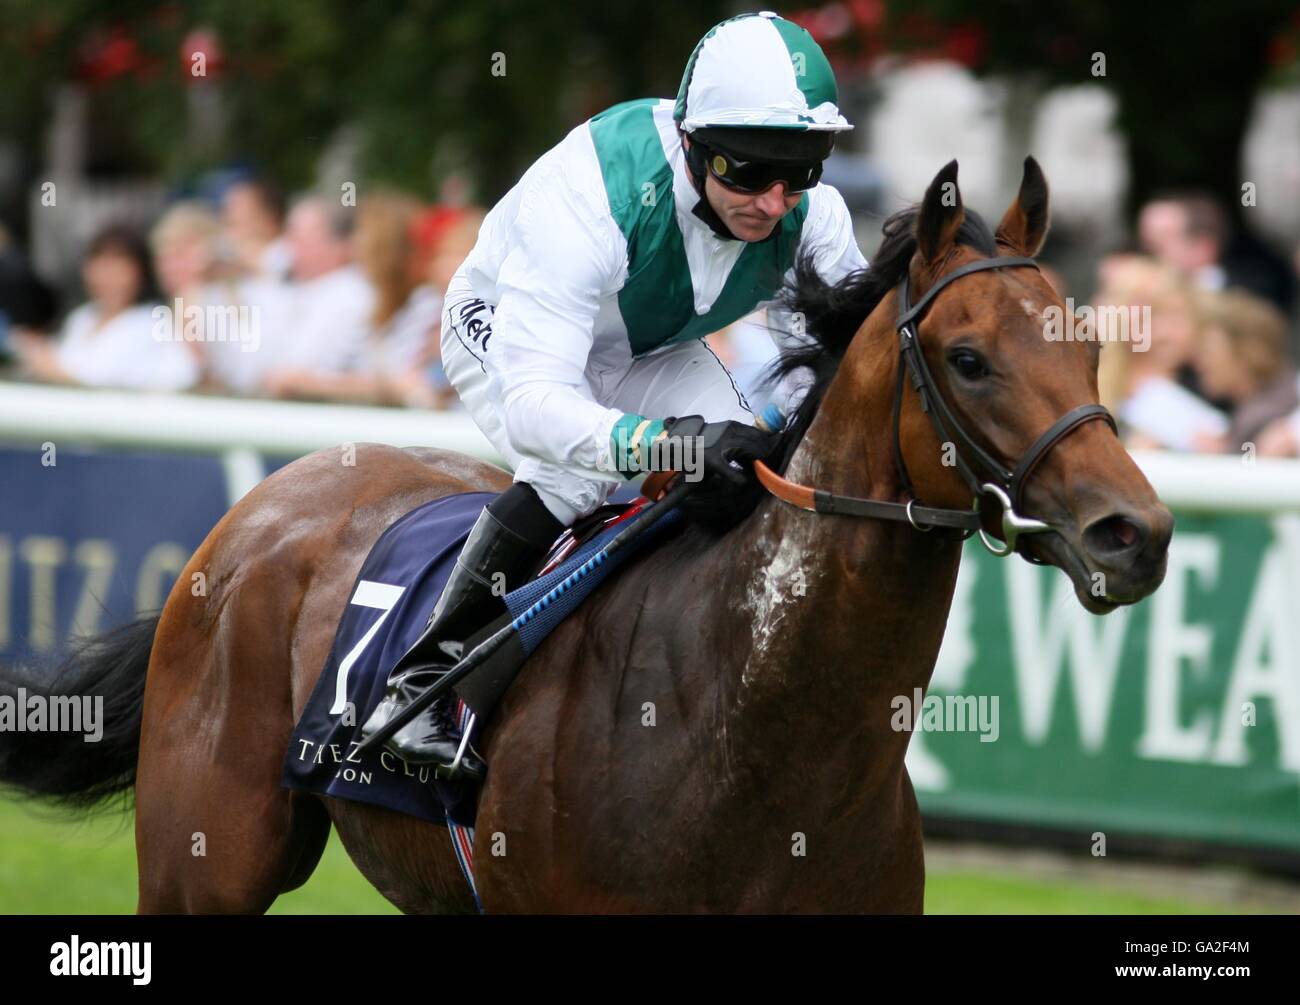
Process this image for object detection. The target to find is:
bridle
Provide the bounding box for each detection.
[754,255,1118,559]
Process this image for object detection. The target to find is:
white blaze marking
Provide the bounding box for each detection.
[743,445,823,687]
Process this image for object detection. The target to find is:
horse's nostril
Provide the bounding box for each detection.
[1112,520,1138,548]
[1083,514,1146,558]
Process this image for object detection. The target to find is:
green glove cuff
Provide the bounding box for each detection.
[610,413,667,478]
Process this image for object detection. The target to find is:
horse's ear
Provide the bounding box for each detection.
[996,156,1050,256]
[915,160,965,265]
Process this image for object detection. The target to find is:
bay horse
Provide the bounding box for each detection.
[0,159,1171,913]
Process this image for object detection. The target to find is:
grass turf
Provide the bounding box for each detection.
[0,795,397,914]
[0,795,1253,915]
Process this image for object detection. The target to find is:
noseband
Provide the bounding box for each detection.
[755,255,1118,558]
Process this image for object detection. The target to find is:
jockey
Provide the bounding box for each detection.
[360,11,869,778]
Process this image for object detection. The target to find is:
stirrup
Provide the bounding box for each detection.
[450,718,476,772]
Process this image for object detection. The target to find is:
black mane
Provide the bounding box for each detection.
[765,206,997,472]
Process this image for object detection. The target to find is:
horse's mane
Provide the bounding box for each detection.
[766,205,997,474]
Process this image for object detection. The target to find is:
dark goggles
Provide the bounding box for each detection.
[699,142,823,194]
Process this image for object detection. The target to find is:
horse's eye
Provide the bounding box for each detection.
[947,348,988,381]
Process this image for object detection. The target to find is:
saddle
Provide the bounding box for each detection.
[539,502,637,573]
[282,488,679,831]
[530,470,680,578]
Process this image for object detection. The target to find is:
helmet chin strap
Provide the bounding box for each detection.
[682,134,741,242]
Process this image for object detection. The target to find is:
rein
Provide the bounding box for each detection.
[755,255,1118,559]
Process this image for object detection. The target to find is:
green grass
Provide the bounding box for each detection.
[0,794,1252,914]
[0,795,397,914]
[923,870,1256,915]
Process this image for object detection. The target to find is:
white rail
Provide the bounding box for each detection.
[0,382,496,457]
[1,381,1298,513]
[0,382,500,504]
[1129,451,1300,513]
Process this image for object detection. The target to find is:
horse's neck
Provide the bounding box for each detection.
[714,317,964,781]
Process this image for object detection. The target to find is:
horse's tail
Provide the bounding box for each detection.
[0,614,157,812]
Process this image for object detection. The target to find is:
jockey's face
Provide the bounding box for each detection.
[703,172,803,241]
[684,135,804,241]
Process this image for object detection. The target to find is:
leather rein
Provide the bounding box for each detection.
[754,255,1118,559]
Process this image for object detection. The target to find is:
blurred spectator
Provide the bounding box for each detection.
[354,193,438,379]
[151,201,222,306]
[151,201,289,395]
[261,193,442,406]
[10,224,197,391]
[414,204,485,406]
[1138,194,1228,290]
[1194,289,1295,452]
[1229,253,1300,458]
[1138,191,1295,312]
[1095,241,1147,291]
[260,194,374,397]
[221,178,291,280]
[419,205,485,295]
[1095,256,1227,451]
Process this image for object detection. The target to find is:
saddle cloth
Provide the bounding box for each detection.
[281,488,679,829]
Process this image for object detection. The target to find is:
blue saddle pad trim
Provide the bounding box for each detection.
[504,507,681,655]
[281,490,681,829]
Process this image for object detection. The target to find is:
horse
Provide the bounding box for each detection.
[0,158,1172,913]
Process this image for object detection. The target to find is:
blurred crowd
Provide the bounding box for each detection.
[3,182,1300,457]
[0,178,484,408]
[1091,191,1300,457]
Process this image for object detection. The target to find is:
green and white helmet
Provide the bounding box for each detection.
[674,11,853,135]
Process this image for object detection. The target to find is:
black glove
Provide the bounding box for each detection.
[660,415,780,528]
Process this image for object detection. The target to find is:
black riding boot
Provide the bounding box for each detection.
[359,485,561,779]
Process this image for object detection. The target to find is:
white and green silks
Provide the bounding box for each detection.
[674,10,853,133]
[446,17,867,517]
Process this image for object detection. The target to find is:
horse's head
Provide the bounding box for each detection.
[890,158,1172,612]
